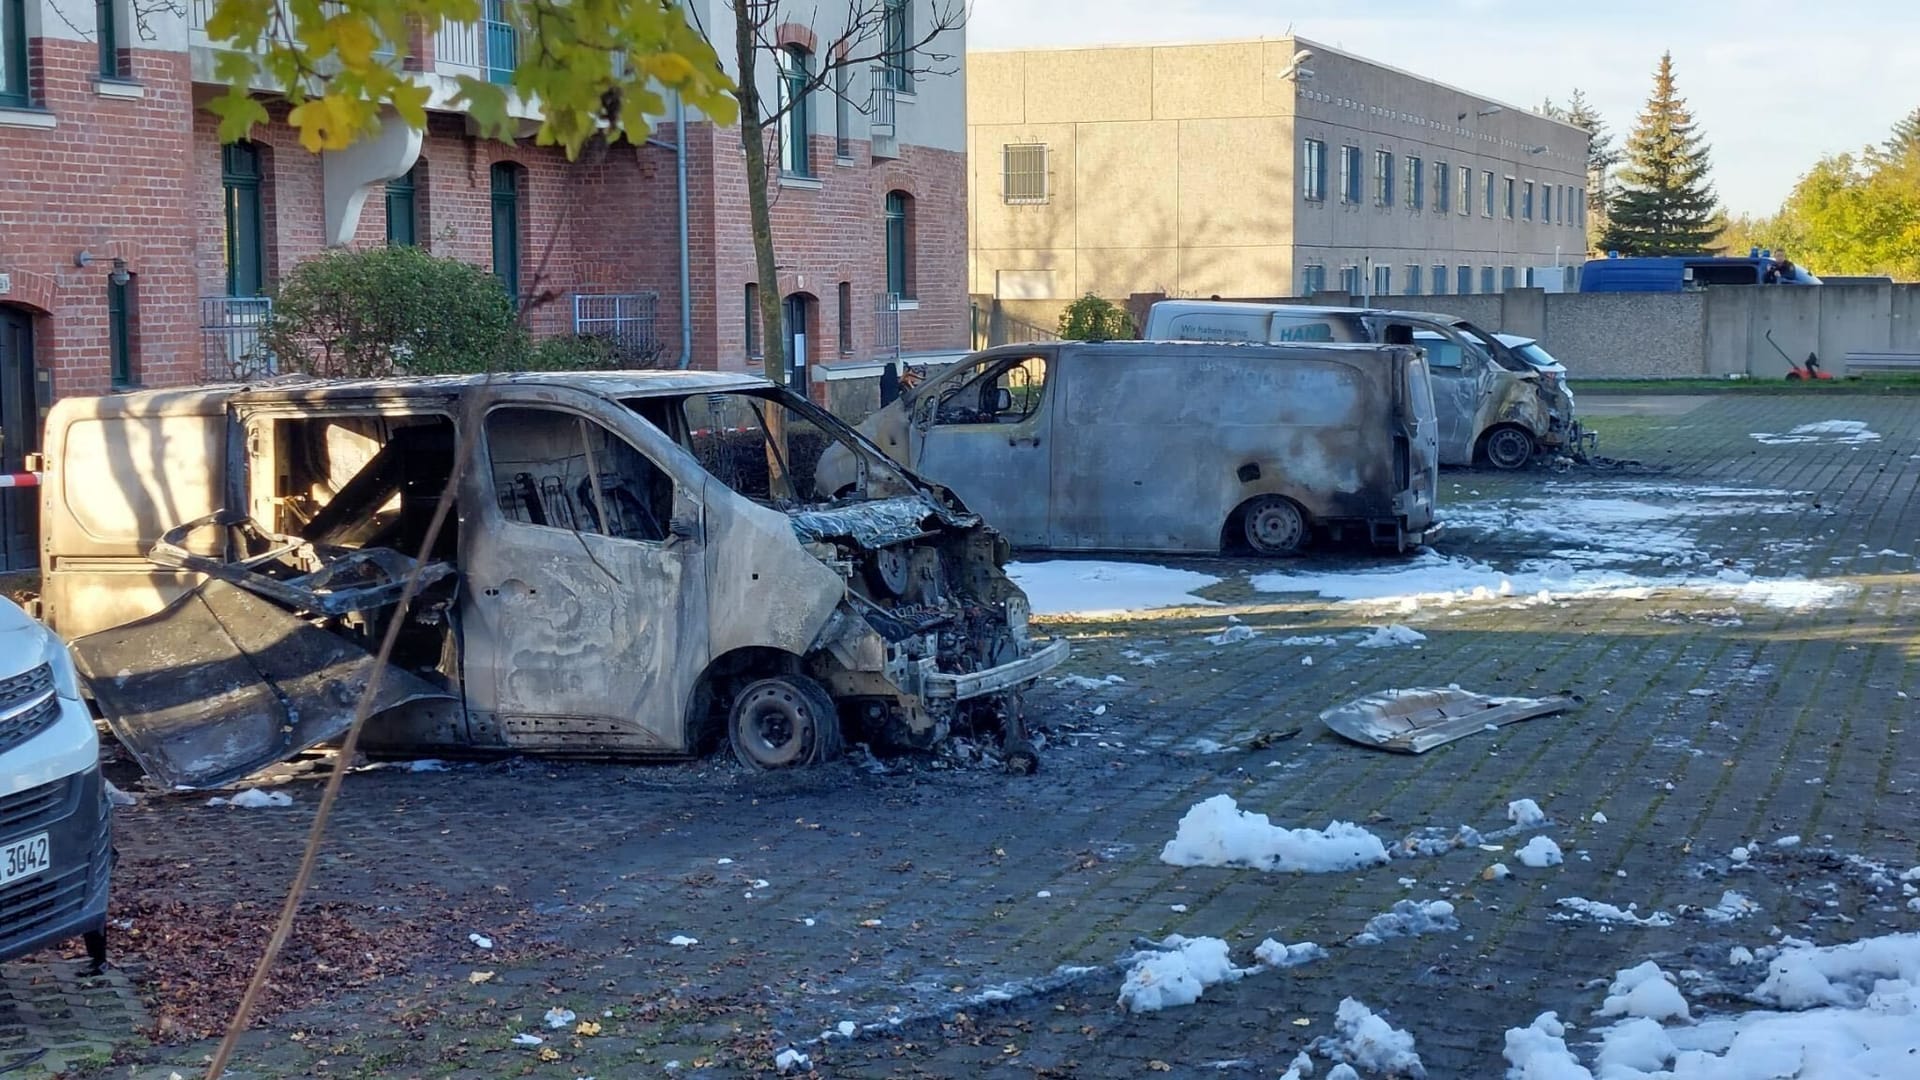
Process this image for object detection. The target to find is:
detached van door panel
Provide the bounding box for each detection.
[908,354,1052,547]
[459,396,709,753]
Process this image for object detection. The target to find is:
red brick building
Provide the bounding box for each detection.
[0,0,968,569]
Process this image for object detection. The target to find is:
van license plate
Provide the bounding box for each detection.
[0,833,50,887]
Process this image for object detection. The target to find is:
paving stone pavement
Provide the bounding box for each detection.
[4,391,1919,1078]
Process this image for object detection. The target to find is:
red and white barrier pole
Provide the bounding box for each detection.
[0,473,38,489]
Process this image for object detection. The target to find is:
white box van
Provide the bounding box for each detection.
[0,597,110,968]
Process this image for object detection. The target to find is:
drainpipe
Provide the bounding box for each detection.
[647,90,695,369]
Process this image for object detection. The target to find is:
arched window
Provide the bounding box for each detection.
[779,45,813,177]
[884,190,914,300]
[222,141,268,297]
[386,160,422,246]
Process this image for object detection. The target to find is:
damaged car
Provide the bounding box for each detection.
[37,373,1068,788]
[1143,300,1585,469]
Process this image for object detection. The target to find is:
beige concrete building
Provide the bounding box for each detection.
[968,38,1592,303]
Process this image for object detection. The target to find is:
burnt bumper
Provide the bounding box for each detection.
[921,638,1072,702]
[0,765,112,965]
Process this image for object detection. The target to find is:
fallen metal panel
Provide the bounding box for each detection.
[71,579,455,789]
[1320,687,1583,754]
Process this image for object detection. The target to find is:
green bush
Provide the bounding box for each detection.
[524,333,670,372]
[1057,293,1135,342]
[263,246,524,378]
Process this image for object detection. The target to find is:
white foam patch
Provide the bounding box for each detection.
[1752,420,1882,445]
[1250,551,1850,613]
[1598,962,1691,1022]
[1160,794,1390,874]
[1312,998,1426,1078]
[1116,935,1247,1013]
[1007,560,1221,616]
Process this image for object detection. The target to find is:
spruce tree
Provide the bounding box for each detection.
[1600,53,1719,255]
[1885,107,1920,159]
[1563,89,1619,250]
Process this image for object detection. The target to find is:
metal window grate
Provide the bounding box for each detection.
[1003,144,1048,204]
[201,295,274,380]
[571,292,662,364]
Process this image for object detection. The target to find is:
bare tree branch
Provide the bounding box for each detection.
[740,0,966,131]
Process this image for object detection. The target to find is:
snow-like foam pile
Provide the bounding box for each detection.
[1310,998,1427,1079]
[1550,897,1675,928]
[1598,962,1691,1022]
[1356,624,1427,648]
[1349,900,1458,946]
[1254,939,1328,970]
[1502,1012,1591,1079]
[1508,798,1548,828]
[1752,932,1920,1009]
[207,789,292,808]
[1007,560,1221,616]
[1159,794,1390,874]
[1516,836,1564,868]
[1116,935,1247,1013]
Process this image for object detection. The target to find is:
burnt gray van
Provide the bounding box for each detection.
[816,341,1439,556]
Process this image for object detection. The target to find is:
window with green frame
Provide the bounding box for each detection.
[386,164,418,246]
[779,45,812,177]
[223,142,267,296]
[881,0,911,92]
[884,190,913,299]
[108,275,136,388]
[1,0,29,107]
[96,0,125,78]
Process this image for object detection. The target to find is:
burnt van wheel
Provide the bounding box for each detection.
[1484,426,1536,470]
[1241,495,1308,556]
[728,676,843,770]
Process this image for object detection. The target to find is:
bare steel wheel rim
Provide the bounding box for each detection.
[1486,427,1534,469]
[737,684,814,768]
[1244,497,1305,555]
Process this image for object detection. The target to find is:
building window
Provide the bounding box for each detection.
[1522,180,1534,221]
[96,0,126,78]
[882,0,912,92]
[1502,265,1516,290]
[1430,264,1447,295]
[1542,184,1553,226]
[1577,189,1586,228]
[780,45,813,177]
[1503,176,1516,219]
[1374,149,1394,206]
[1457,265,1472,294]
[1373,264,1391,296]
[0,0,27,106]
[1300,264,1326,294]
[837,281,853,353]
[1302,138,1327,201]
[489,162,523,301]
[835,65,853,161]
[1482,170,1495,217]
[1340,265,1362,294]
[1404,264,1422,295]
[1340,145,1361,203]
[385,163,418,246]
[884,190,914,299]
[1434,162,1450,213]
[1481,265,1495,293]
[1406,156,1423,210]
[1460,167,1472,216]
[745,283,761,360]
[222,141,267,297]
[1003,143,1048,204]
[108,274,136,388]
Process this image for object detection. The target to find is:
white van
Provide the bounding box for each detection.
[0,597,110,968]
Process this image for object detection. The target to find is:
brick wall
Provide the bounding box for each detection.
[0,41,198,396]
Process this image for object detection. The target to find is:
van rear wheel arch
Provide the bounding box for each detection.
[1226,494,1311,557]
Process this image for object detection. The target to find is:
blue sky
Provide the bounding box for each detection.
[968,0,1920,217]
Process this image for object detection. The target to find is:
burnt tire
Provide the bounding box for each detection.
[1483,426,1536,470]
[1240,495,1309,557]
[728,675,843,770]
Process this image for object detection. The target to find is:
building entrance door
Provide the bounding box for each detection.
[0,308,38,572]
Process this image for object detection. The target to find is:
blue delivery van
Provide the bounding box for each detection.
[1580,253,1821,293]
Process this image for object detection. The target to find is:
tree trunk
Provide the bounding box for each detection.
[732,1,791,498]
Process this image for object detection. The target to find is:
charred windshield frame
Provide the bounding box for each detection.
[635,386,922,509]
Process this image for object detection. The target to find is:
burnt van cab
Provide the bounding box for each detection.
[1143,300,1581,469]
[816,341,1439,556]
[39,373,1067,786]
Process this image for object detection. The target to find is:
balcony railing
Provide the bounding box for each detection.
[188,2,495,78]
